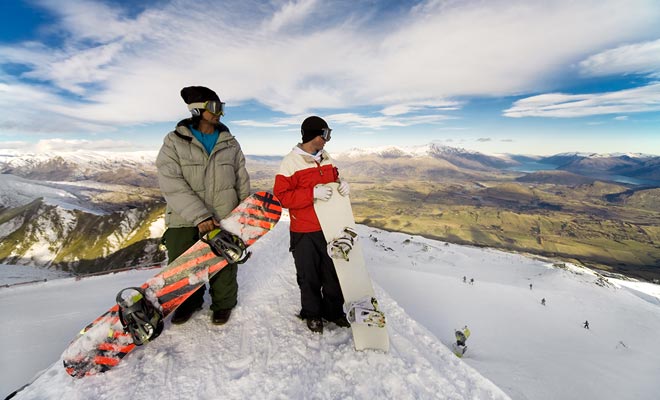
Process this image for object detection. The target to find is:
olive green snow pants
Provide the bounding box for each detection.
[162,226,238,311]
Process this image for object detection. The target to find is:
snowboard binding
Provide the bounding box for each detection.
[116,287,164,346]
[203,228,251,264]
[344,296,386,328]
[327,226,359,261]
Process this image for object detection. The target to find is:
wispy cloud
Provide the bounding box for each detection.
[32,138,138,152]
[233,110,453,130]
[0,141,29,149]
[232,116,302,128]
[0,81,112,133]
[503,82,660,118]
[380,100,462,116]
[1,0,660,134]
[264,0,318,32]
[325,112,454,129]
[579,38,660,78]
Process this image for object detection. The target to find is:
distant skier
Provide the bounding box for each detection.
[463,276,467,283]
[469,278,474,285]
[584,320,589,329]
[529,283,533,290]
[541,298,546,306]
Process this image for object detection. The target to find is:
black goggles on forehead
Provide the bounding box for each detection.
[188,100,225,116]
[304,127,332,141]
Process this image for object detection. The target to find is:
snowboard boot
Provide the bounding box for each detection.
[306,318,323,334]
[171,304,203,325]
[329,316,351,328]
[212,308,232,325]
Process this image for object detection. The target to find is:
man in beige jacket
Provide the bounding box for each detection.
[157,86,250,325]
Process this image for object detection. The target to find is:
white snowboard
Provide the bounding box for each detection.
[314,182,389,351]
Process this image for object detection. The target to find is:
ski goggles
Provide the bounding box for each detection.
[187,100,225,116]
[304,127,332,141]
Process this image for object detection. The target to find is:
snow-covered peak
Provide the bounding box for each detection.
[338,143,481,159]
[551,151,656,159]
[0,150,157,169]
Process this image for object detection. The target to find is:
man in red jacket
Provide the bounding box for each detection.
[274,116,350,333]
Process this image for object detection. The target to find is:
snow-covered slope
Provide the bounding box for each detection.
[0,151,159,187]
[0,174,104,213]
[1,219,659,400]
[1,221,508,400]
[0,150,157,173]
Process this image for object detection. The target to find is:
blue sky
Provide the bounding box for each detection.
[1,0,659,156]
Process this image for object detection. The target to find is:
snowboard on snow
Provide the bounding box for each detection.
[451,343,468,357]
[314,182,389,351]
[452,327,471,358]
[61,192,282,378]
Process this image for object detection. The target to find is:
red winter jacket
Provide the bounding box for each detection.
[274,146,339,233]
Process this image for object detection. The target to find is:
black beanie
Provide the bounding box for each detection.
[180,86,220,104]
[301,116,329,143]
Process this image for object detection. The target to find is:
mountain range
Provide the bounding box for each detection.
[1,145,658,185]
[0,145,658,276]
[539,152,660,182]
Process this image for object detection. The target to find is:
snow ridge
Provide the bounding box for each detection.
[3,221,509,400]
[338,142,482,158]
[2,220,660,400]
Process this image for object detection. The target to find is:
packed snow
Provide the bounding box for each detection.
[0,264,71,287]
[1,219,659,400]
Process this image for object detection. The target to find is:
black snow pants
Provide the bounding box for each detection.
[290,230,345,320]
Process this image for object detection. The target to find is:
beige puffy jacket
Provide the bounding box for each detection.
[156,119,251,228]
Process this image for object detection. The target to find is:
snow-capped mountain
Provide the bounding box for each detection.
[0,151,159,186]
[338,143,518,170]
[0,195,165,272]
[2,219,659,400]
[540,152,660,182]
[549,151,657,159]
[0,172,166,273]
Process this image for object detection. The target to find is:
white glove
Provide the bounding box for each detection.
[313,185,333,201]
[338,180,350,196]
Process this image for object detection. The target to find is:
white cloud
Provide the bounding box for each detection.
[33,138,135,152]
[0,81,113,133]
[326,112,452,129]
[1,0,660,133]
[233,110,453,130]
[232,115,302,128]
[503,82,660,118]
[33,0,148,43]
[380,100,462,116]
[264,0,318,32]
[0,141,29,150]
[579,38,660,78]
